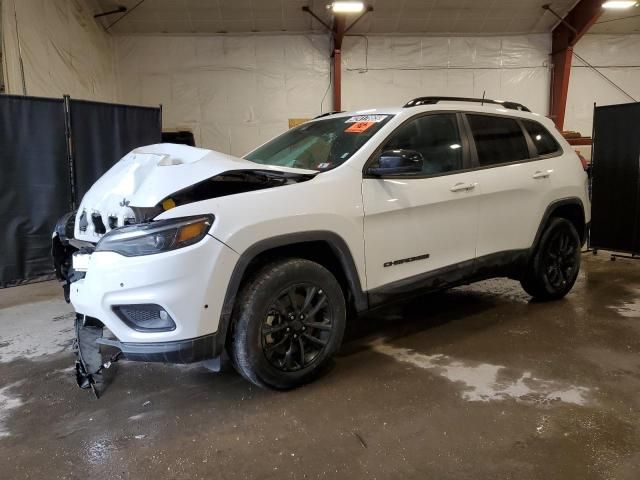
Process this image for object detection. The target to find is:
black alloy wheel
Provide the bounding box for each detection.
[543,228,579,290]
[262,284,333,372]
[229,258,346,389]
[520,217,581,301]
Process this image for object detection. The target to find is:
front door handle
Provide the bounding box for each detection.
[533,170,553,179]
[450,182,477,192]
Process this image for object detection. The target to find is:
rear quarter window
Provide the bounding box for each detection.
[522,120,562,157]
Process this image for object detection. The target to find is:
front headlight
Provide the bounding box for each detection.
[95,215,214,257]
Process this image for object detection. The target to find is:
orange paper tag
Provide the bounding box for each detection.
[345,121,375,133]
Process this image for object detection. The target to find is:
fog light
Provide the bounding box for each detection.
[112,304,176,331]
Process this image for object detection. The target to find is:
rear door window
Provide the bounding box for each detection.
[522,120,561,157]
[466,114,530,167]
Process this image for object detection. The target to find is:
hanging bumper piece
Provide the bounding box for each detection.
[74,315,121,399]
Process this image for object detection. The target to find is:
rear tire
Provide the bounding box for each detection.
[229,258,346,390]
[521,217,581,301]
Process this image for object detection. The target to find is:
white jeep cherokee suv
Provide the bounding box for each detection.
[52,96,590,393]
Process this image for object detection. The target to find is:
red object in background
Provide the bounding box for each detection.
[576,150,589,171]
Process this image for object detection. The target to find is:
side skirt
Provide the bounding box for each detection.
[367,249,529,308]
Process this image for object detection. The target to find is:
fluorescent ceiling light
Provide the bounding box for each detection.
[330,1,365,13]
[602,1,638,9]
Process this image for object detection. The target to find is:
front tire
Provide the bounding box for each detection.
[521,217,581,301]
[229,258,346,389]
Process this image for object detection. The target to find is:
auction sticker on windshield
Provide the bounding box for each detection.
[345,115,388,123]
[345,122,376,133]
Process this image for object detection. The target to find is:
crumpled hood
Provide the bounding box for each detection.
[74,143,316,241]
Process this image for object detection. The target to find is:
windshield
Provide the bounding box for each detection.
[244,114,394,171]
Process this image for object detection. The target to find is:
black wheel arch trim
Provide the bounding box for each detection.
[216,231,368,352]
[531,197,587,253]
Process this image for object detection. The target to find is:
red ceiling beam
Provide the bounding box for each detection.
[332,16,346,111]
[549,0,604,130]
[302,6,372,113]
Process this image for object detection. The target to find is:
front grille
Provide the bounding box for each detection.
[92,213,106,234]
[79,210,88,232]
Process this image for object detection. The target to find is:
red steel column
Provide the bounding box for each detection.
[332,16,346,112]
[549,0,603,130]
[550,32,573,130]
[333,49,342,111]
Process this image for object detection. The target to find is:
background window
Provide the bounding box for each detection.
[467,114,529,166]
[522,120,561,156]
[383,114,463,175]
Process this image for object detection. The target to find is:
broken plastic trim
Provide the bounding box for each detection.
[130,206,163,223]
[156,169,316,209]
[74,315,122,398]
[52,211,85,303]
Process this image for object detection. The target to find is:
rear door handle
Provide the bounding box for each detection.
[533,170,553,179]
[450,182,477,192]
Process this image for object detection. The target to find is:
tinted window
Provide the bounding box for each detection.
[381,114,463,175]
[467,114,529,167]
[522,120,561,156]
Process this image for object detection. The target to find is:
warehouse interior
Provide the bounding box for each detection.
[1,0,640,478]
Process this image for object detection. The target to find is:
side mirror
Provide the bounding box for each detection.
[368,149,423,176]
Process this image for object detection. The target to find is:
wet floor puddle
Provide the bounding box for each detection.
[372,340,590,406]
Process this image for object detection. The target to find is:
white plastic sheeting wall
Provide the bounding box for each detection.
[342,34,551,116]
[114,35,331,156]
[114,33,552,156]
[1,0,115,101]
[565,34,640,136]
[0,1,638,152]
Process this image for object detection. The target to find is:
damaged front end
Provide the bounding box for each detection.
[51,213,118,397]
[52,144,317,398]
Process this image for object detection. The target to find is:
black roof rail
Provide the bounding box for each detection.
[314,111,344,119]
[403,96,531,112]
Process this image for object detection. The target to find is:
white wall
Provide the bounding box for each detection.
[1,0,115,101]
[342,34,551,116]
[114,33,552,157]
[565,34,640,136]
[114,35,331,156]
[1,3,638,150]
[109,31,640,151]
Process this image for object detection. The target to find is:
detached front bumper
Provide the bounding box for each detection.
[70,233,239,353]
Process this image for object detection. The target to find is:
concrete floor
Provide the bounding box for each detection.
[0,254,639,479]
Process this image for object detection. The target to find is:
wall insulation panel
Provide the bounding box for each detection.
[114,34,552,157]
[342,34,551,115]
[1,0,115,101]
[115,35,332,157]
[565,34,640,136]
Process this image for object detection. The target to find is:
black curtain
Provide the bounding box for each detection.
[0,95,162,287]
[591,102,640,254]
[0,95,70,286]
[70,100,162,202]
